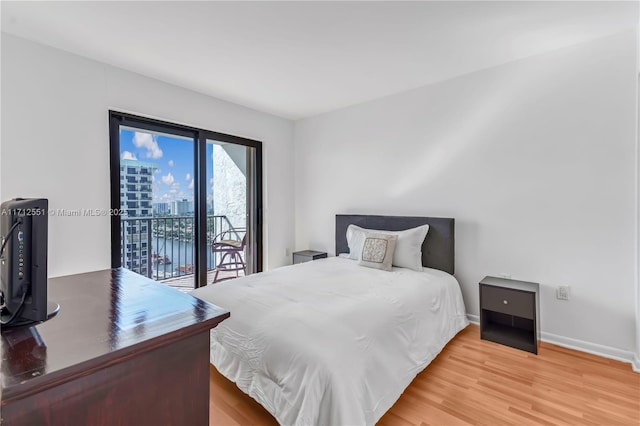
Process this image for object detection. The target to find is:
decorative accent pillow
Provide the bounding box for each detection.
[347,224,429,271]
[358,232,397,271]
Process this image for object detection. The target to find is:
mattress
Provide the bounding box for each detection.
[191,257,468,425]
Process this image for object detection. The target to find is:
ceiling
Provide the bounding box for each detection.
[1,1,637,120]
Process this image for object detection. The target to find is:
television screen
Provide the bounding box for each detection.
[1,198,48,326]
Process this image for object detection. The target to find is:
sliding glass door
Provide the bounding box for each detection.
[205,139,259,283]
[118,127,196,288]
[109,112,262,289]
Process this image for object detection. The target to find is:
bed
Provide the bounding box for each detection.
[192,215,468,425]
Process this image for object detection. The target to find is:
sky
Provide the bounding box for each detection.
[119,128,214,205]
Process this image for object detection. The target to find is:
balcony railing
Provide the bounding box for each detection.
[120,215,243,283]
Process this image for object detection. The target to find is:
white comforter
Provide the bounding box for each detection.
[192,257,468,426]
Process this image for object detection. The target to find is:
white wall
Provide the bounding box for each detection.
[1,34,295,277]
[636,65,640,371]
[213,144,246,230]
[295,30,638,356]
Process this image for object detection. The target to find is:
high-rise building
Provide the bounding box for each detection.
[171,199,193,216]
[120,159,156,277]
[153,202,171,216]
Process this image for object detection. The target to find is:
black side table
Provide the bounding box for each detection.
[292,250,328,264]
[479,276,540,354]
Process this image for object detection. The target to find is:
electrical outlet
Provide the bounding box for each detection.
[557,285,570,300]
[498,273,512,279]
[285,247,290,257]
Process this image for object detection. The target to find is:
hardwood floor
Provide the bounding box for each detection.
[209,324,640,425]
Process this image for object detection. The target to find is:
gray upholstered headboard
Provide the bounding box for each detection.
[335,215,455,275]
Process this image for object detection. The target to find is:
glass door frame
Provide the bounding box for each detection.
[109,111,263,288]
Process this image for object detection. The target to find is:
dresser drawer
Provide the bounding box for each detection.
[481,284,535,320]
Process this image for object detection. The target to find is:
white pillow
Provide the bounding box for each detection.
[346,225,366,260]
[358,232,397,272]
[346,224,429,271]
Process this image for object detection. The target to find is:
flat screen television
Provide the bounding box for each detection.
[1,198,58,328]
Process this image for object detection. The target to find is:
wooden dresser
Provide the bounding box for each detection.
[1,268,230,425]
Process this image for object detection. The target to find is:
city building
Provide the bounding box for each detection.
[120,159,156,277]
[171,199,193,216]
[153,202,170,216]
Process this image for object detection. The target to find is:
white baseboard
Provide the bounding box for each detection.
[541,331,637,370]
[466,313,479,324]
[632,353,640,373]
[465,313,638,372]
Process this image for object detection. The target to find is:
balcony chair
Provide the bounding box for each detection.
[211,229,246,284]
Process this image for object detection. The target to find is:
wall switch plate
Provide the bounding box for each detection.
[557,285,570,300]
[285,248,290,257]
